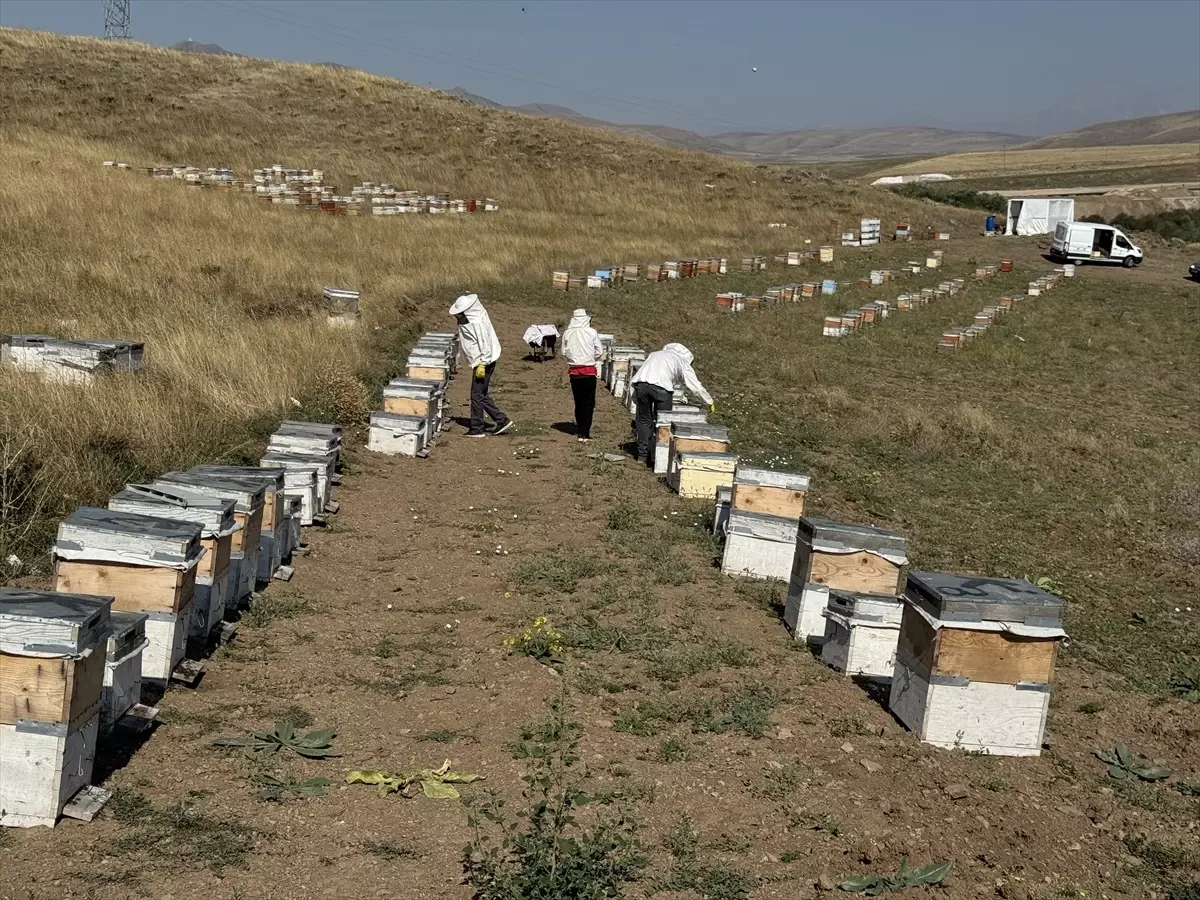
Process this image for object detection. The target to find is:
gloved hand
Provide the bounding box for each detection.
[708,402,717,414]
[473,364,486,380]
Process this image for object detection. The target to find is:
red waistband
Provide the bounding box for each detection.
[569,366,597,377]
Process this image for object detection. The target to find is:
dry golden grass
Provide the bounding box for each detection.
[872,143,1199,179]
[0,27,941,563]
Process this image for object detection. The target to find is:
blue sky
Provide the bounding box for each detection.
[3,0,1198,136]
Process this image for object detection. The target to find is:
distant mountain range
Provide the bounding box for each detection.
[446,88,1029,161]
[164,43,1200,162]
[1021,110,1200,150]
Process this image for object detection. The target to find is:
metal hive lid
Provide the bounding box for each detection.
[384,383,438,399]
[904,571,1065,627]
[798,516,908,561]
[60,508,204,556]
[734,467,811,491]
[278,421,342,438]
[0,587,112,654]
[726,509,800,542]
[109,485,236,536]
[190,466,285,492]
[369,412,426,432]
[154,472,265,512]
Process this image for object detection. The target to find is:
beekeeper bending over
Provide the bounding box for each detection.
[450,293,515,438]
[629,342,714,466]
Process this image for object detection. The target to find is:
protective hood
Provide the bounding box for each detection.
[449,293,480,317]
[568,308,591,329]
[663,342,693,365]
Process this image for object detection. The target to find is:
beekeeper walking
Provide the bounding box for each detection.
[561,308,604,442]
[629,342,714,465]
[450,293,514,437]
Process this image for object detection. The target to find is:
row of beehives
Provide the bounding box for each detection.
[0,423,344,828]
[551,246,855,291]
[367,331,462,458]
[821,257,1019,337]
[716,252,952,312]
[939,266,1074,351]
[102,161,498,216]
[598,347,1067,757]
[1,335,144,385]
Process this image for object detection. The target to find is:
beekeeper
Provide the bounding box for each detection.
[450,293,514,437]
[561,308,604,442]
[629,342,714,466]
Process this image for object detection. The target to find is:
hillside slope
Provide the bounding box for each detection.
[1022,109,1200,149]
[0,27,943,559]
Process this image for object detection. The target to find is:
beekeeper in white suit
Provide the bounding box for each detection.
[629,342,714,466]
[450,293,514,437]
[561,308,604,442]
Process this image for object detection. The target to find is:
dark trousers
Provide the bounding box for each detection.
[469,362,508,433]
[570,374,597,438]
[633,382,673,464]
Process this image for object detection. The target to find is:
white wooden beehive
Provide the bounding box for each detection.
[368,412,428,457]
[820,590,904,679]
[720,510,800,581]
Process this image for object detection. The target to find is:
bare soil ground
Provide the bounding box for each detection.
[2,238,1197,900]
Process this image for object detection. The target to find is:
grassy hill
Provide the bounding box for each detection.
[0,26,936,561]
[1022,109,1200,149]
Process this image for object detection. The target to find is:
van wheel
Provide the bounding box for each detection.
[1122,256,1136,268]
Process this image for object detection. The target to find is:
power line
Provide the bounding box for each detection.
[103,0,131,39]
[207,0,773,134]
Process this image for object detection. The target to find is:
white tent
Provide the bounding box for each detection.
[1005,198,1075,236]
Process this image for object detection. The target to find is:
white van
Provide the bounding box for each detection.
[1050,221,1143,268]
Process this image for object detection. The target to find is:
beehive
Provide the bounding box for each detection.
[653,410,709,475]
[889,572,1067,756]
[730,467,809,520]
[367,412,428,457]
[101,610,147,730]
[190,467,286,584]
[669,451,737,500]
[1,589,112,827]
[108,485,238,644]
[820,589,904,679]
[783,517,908,644]
[153,472,265,609]
[667,424,730,481]
[721,510,800,581]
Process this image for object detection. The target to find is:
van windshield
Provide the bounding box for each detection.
[1115,236,1131,250]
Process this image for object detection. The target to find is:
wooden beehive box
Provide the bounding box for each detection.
[792,516,908,595]
[668,422,729,462]
[653,410,709,475]
[101,610,147,729]
[731,467,809,519]
[153,472,265,609]
[820,589,904,680]
[889,572,1067,756]
[190,467,286,584]
[108,485,237,644]
[720,509,800,581]
[367,412,428,457]
[54,508,201,616]
[669,451,738,500]
[266,433,338,507]
[260,454,321,527]
[1,589,111,828]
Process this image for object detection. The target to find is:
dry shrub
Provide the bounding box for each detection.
[891,407,944,455]
[297,359,372,428]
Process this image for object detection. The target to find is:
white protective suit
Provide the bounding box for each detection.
[561,309,603,367]
[629,342,713,405]
[449,293,501,367]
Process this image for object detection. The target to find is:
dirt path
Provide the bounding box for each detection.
[3,297,1197,900]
